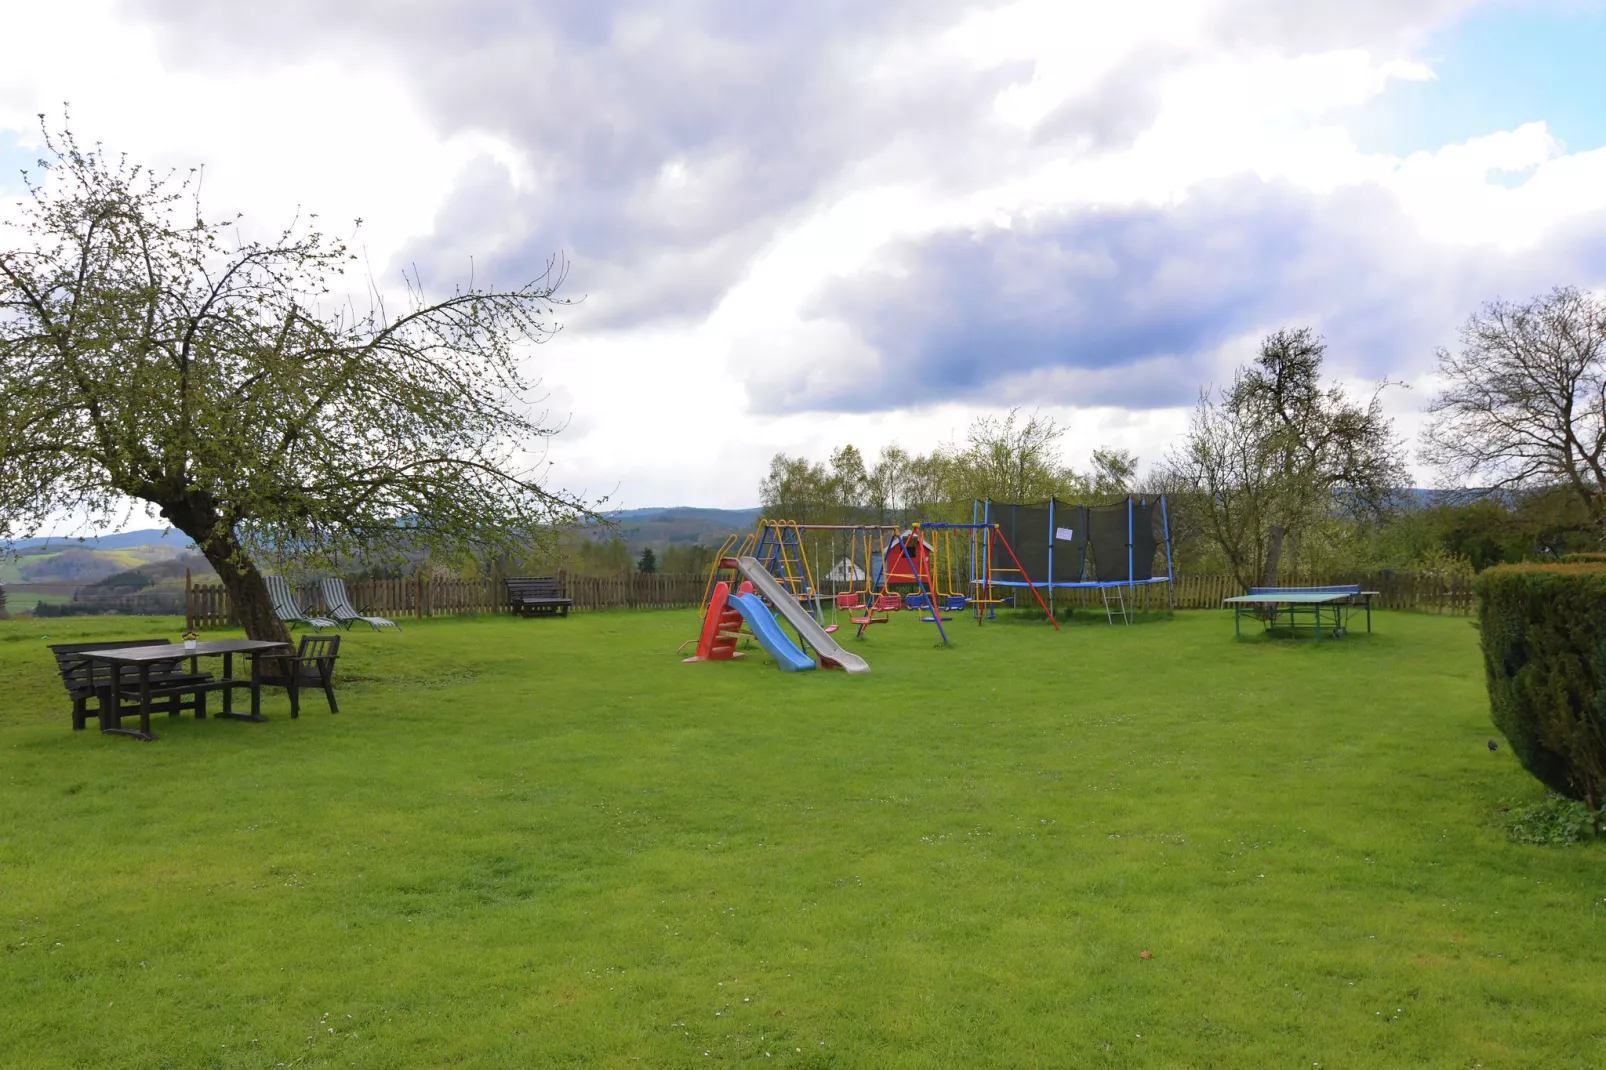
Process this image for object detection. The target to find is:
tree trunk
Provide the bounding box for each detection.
[161,502,291,645]
[1263,525,1285,587]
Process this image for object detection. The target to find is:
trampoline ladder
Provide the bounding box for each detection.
[1101,585,1130,626]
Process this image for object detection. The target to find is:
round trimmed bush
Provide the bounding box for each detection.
[1475,564,1606,811]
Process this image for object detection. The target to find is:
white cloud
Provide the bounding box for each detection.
[0,0,513,273]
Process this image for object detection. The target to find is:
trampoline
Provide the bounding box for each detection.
[974,496,1174,624]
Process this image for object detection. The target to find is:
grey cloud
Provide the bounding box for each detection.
[116,0,1533,358]
[1033,45,1173,151]
[761,175,1606,414]
[124,0,1020,323]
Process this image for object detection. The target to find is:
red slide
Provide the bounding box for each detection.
[683,580,753,662]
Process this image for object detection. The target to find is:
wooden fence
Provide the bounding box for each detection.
[1169,571,1474,614]
[186,571,710,630]
[186,568,1476,630]
[950,570,1474,616]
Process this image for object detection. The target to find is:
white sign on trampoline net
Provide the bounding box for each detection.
[1054,527,1076,542]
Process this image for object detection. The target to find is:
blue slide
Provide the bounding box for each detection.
[728,592,817,672]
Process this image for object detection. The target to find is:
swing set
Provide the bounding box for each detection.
[700,518,1058,645]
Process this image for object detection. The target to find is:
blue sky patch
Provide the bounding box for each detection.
[0,129,39,193]
[1352,1,1606,158]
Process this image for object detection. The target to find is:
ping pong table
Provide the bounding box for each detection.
[1222,584,1377,639]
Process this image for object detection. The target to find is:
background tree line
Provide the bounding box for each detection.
[759,411,1140,528]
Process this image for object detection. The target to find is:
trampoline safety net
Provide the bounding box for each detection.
[981,497,1165,585]
[986,502,1046,584]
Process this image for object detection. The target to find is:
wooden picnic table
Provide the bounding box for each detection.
[85,640,290,741]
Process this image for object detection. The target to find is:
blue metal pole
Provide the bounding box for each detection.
[976,501,989,616]
[1127,497,1135,621]
[910,523,948,645]
[1047,498,1056,621]
[1160,494,1175,611]
[968,501,979,607]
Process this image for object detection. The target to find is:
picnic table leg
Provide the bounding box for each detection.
[1366,597,1372,633]
[217,653,269,723]
[251,653,263,720]
[95,670,115,732]
[95,677,114,729]
[139,664,154,738]
[222,653,234,716]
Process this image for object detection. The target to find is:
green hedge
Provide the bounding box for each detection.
[1558,552,1606,564]
[1475,565,1606,810]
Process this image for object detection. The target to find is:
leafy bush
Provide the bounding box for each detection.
[1502,794,1601,845]
[1559,552,1606,564]
[1475,565,1606,812]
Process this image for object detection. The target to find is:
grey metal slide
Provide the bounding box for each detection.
[735,556,871,674]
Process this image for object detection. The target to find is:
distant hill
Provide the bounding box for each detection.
[593,507,761,551]
[8,528,194,551]
[605,507,761,524]
[1,533,212,591]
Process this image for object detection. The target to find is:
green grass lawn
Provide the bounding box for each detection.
[1,609,1600,1068]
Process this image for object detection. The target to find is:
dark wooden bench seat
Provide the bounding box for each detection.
[505,577,574,618]
[50,640,219,733]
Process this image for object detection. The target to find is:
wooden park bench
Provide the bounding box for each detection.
[505,576,574,618]
[49,639,217,733]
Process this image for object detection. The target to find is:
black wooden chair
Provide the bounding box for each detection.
[257,634,340,718]
[49,640,215,732]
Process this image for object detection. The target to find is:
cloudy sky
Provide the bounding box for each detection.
[4,0,1606,512]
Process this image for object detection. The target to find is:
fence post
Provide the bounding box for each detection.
[415,570,424,620]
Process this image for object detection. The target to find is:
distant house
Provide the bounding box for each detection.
[823,558,866,583]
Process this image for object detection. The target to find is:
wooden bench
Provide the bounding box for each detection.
[49,640,217,733]
[505,577,574,618]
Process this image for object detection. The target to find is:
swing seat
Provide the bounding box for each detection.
[871,595,903,612]
[823,624,839,634]
[920,615,953,623]
[835,593,865,611]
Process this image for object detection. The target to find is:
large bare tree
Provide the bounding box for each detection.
[1170,329,1406,588]
[0,120,590,643]
[1423,287,1606,527]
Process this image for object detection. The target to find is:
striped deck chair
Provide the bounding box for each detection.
[265,575,336,632]
[321,578,400,632]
